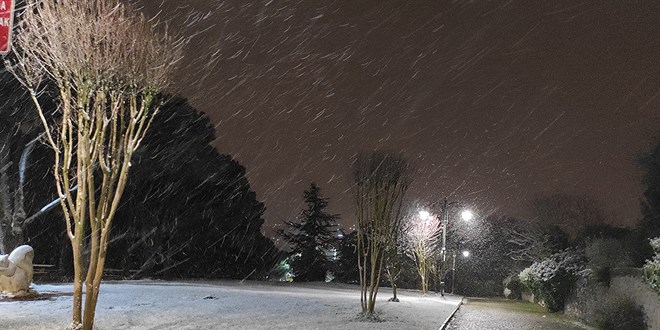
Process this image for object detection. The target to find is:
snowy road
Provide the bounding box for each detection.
[0,281,462,329]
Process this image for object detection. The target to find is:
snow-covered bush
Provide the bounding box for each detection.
[503,274,523,300]
[643,237,660,294]
[564,277,605,322]
[519,249,588,312]
[566,276,658,330]
[597,296,646,330]
[611,276,659,330]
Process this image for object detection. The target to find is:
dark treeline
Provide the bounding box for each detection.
[3,60,660,296]
[0,67,278,280]
[329,171,660,296]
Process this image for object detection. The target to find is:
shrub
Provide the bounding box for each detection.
[567,276,658,329]
[519,249,587,312]
[503,274,523,300]
[586,238,632,287]
[598,298,647,330]
[564,277,604,321]
[592,266,612,287]
[643,237,660,293]
[585,238,633,269]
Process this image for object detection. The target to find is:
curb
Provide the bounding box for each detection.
[438,297,464,330]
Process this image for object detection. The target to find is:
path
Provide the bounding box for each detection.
[446,298,593,330]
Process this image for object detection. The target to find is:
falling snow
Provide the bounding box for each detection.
[131,1,659,234]
[1,0,659,328]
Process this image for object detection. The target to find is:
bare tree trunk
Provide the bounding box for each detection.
[386,263,399,301]
[358,232,367,313]
[367,249,378,314]
[390,279,398,301]
[71,240,84,327]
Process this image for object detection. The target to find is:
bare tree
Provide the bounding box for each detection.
[503,218,559,262]
[504,194,606,262]
[529,193,605,238]
[351,151,411,317]
[6,0,182,329]
[383,228,403,302]
[402,209,441,294]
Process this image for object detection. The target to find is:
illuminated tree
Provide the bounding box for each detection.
[352,151,411,316]
[402,210,441,294]
[6,0,182,328]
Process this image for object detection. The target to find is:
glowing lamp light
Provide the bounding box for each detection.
[460,210,473,221]
[462,250,470,258]
[418,210,430,220]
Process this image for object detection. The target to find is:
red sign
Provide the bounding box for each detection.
[0,0,15,55]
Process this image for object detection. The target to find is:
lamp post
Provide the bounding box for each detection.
[451,252,456,294]
[419,198,473,295]
[439,197,473,262]
[451,250,470,294]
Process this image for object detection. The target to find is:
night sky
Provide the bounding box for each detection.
[138,0,660,236]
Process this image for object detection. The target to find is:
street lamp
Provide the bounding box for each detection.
[451,250,471,294]
[423,198,473,295]
[439,197,473,262]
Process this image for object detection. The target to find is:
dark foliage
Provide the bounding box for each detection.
[333,231,359,283]
[0,68,56,253]
[544,226,571,253]
[541,268,579,312]
[109,98,277,279]
[21,96,277,280]
[592,267,611,287]
[278,183,339,282]
[641,141,660,235]
[637,140,660,265]
[578,224,630,242]
[503,274,523,300]
[599,299,647,330]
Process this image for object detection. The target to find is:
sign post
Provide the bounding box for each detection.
[0,0,15,55]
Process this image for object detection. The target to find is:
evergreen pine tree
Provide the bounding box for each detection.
[279,183,340,281]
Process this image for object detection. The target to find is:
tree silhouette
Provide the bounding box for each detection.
[641,140,660,239]
[279,183,339,282]
[109,97,278,280]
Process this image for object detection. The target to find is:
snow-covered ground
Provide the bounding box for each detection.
[0,281,462,329]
